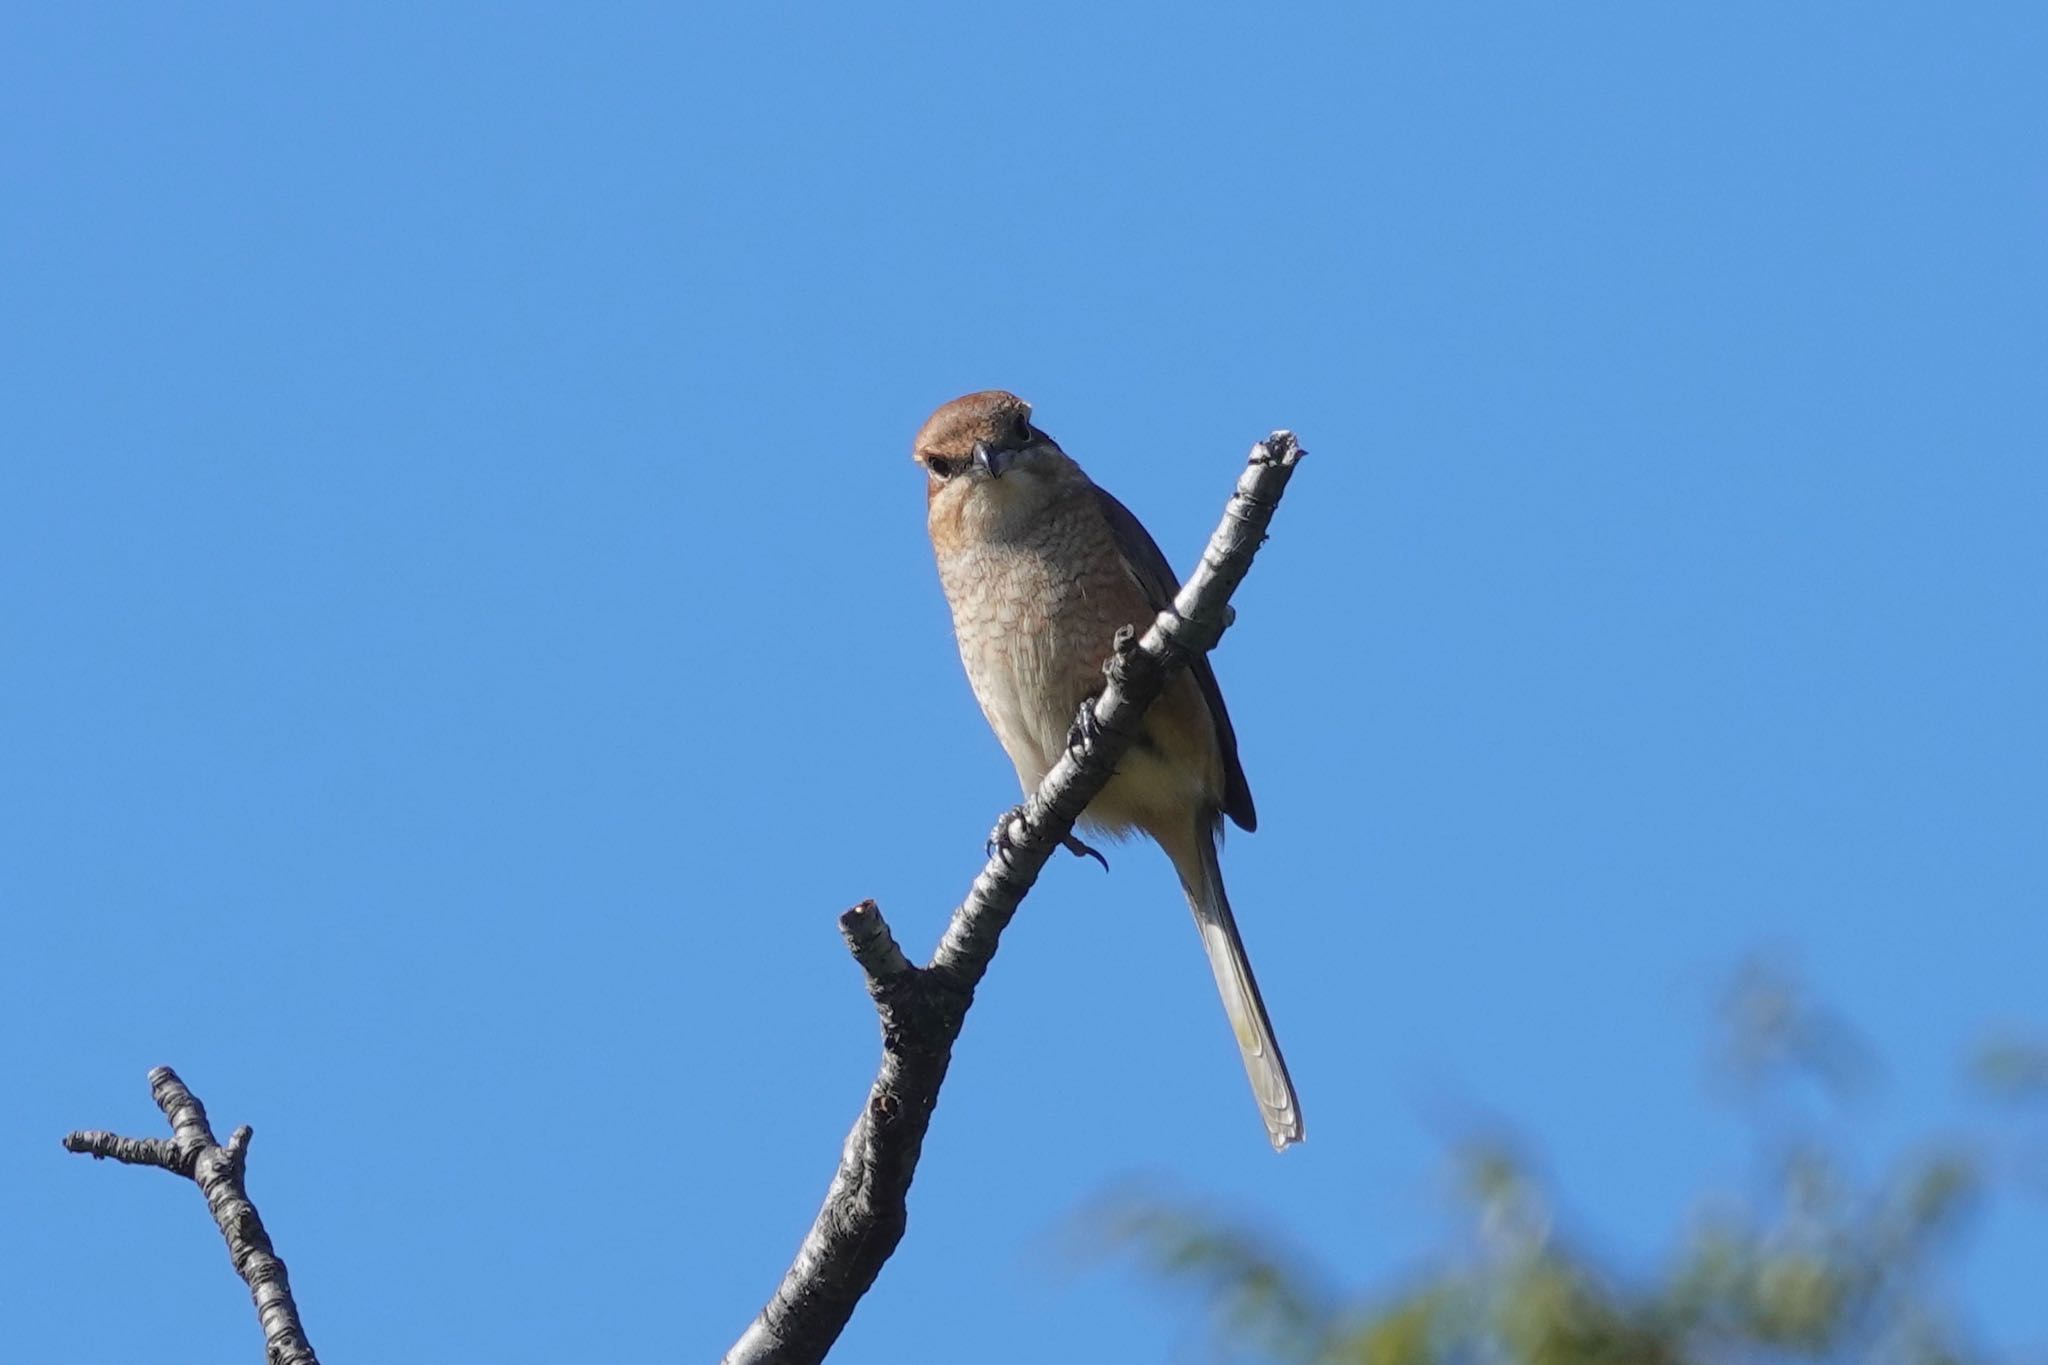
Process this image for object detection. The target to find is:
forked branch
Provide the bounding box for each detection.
[65,1066,319,1365]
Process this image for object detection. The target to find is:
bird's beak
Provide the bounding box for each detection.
[971,441,1012,479]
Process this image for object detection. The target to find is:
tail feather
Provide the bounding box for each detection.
[1179,831,1304,1150]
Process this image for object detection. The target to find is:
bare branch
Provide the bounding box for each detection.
[724,432,1306,1365]
[65,1066,320,1365]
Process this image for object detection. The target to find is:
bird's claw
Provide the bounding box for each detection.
[986,805,1030,862]
[1062,833,1110,871]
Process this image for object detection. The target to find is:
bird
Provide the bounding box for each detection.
[914,389,1303,1150]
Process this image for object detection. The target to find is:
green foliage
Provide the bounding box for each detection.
[1094,964,2041,1365]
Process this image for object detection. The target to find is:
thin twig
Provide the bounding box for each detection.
[65,1066,320,1365]
[723,432,1306,1365]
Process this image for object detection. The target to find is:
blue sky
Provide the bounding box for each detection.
[4,4,2043,1361]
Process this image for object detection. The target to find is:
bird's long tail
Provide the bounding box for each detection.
[1173,827,1304,1150]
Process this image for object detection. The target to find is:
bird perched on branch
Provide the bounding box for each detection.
[914,390,1303,1150]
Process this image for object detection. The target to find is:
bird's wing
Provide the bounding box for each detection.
[1091,484,1257,832]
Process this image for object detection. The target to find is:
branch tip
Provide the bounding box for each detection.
[1254,430,1303,467]
[840,900,914,984]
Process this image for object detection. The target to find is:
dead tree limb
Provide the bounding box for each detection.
[723,431,1306,1365]
[64,1066,320,1365]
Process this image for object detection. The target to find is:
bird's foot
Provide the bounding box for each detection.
[985,805,1108,871]
[1066,698,1106,757]
[986,805,1031,863]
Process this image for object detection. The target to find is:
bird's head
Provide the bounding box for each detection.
[913,391,1075,533]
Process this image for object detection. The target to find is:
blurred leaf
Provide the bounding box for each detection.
[1329,1291,1441,1365]
[1745,1251,1847,1348]
[1970,1038,2048,1104]
[1086,1194,1336,1361]
[1716,958,1879,1105]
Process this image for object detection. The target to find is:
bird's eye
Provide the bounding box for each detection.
[1012,415,1034,444]
[926,455,958,479]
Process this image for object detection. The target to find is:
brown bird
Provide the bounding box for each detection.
[915,389,1303,1150]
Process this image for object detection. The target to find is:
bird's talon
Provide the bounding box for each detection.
[1062,833,1110,871]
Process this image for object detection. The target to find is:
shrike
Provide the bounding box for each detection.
[914,390,1303,1150]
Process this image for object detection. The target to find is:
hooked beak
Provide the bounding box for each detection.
[971,441,1013,479]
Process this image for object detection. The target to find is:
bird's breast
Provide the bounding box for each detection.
[934,519,1146,790]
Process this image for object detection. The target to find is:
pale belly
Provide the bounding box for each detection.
[938,541,1118,787]
[936,539,1219,838]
